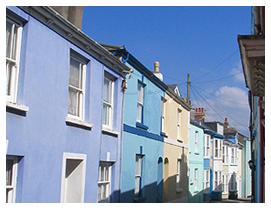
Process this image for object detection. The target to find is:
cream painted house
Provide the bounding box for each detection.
[162,85,191,203]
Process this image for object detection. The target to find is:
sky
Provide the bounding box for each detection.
[82,6,251,136]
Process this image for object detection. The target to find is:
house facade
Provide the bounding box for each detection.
[205,121,224,201]
[188,118,204,203]
[238,6,265,203]
[6,6,131,203]
[163,86,191,203]
[101,45,168,203]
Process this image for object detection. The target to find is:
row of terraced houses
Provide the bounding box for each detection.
[6,6,253,203]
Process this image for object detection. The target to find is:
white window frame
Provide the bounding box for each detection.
[176,158,182,189]
[195,131,198,152]
[6,156,18,203]
[60,153,87,203]
[222,174,229,193]
[231,148,235,164]
[204,170,210,193]
[68,54,86,121]
[137,82,144,123]
[222,146,228,164]
[98,162,112,203]
[135,154,144,198]
[6,16,23,104]
[161,98,166,133]
[177,109,181,139]
[103,75,114,129]
[214,139,222,158]
[194,168,198,190]
[204,135,210,157]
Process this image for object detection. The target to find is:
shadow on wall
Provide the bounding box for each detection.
[164,147,189,203]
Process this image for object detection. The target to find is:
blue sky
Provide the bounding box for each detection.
[82,6,251,136]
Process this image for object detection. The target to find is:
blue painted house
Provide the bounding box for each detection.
[101,44,167,203]
[6,6,131,203]
[189,118,204,203]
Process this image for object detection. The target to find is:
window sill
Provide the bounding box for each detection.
[136,122,148,130]
[177,138,183,143]
[102,127,119,136]
[65,116,93,130]
[6,101,29,116]
[160,132,168,137]
[195,152,200,155]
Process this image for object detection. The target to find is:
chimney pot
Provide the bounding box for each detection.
[154,61,160,73]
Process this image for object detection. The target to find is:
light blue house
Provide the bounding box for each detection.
[6,6,131,203]
[102,44,167,203]
[189,118,204,203]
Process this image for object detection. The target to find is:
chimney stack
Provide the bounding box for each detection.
[50,6,84,30]
[194,107,206,122]
[224,117,229,129]
[153,61,163,81]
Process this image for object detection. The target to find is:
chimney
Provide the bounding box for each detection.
[224,117,229,129]
[50,6,84,30]
[153,61,163,81]
[194,107,206,122]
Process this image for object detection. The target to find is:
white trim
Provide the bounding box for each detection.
[164,138,189,149]
[6,101,29,112]
[6,156,18,203]
[6,16,23,104]
[60,152,87,203]
[65,116,93,129]
[102,126,119,136]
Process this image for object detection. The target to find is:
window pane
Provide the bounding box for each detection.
[137,83,143,104]
[69,58,80,88]
[135,177,140,195]
[137,103,142,122]
[68,88,78,116]
[6,160,13,186]
[6,62,13,96]
[97,184,101,200]
[11,25,18,60]
[101,166,105,182]
[6,21,12,58]
[103,78,111,103]
[103,103,108,125]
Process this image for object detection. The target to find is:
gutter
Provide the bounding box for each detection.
[18,6,133,77]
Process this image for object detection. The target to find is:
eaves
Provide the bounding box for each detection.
[18,6,132,78]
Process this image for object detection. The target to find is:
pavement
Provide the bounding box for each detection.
[209,198,251,203]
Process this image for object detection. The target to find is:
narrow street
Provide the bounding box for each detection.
[209,198,251,203]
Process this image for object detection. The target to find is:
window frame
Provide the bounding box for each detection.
[68,53,87,121]
[195,131,199,152]
[176,158,182,189]
[194,168,198,190]
[204,170,210,193]
[97,162,112,203]
[102,75,114,129]
[6,16,23,104]
[161,98,166,133]
[6,156,18,203]
[137,82,144,123]
[204,135,210,157]
[135,154,144,198]
[177,109,182,139]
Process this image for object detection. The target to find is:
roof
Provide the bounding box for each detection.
[18,6,132,78]
[238,34,265,96]
[100,43,192,111]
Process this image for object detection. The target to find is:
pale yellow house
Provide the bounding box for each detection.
[162,86,191,202]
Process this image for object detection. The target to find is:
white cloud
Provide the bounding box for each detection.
[192,85,250,136]
[230,63,245,83]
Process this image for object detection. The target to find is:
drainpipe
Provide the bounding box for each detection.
[259,96,264,203]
